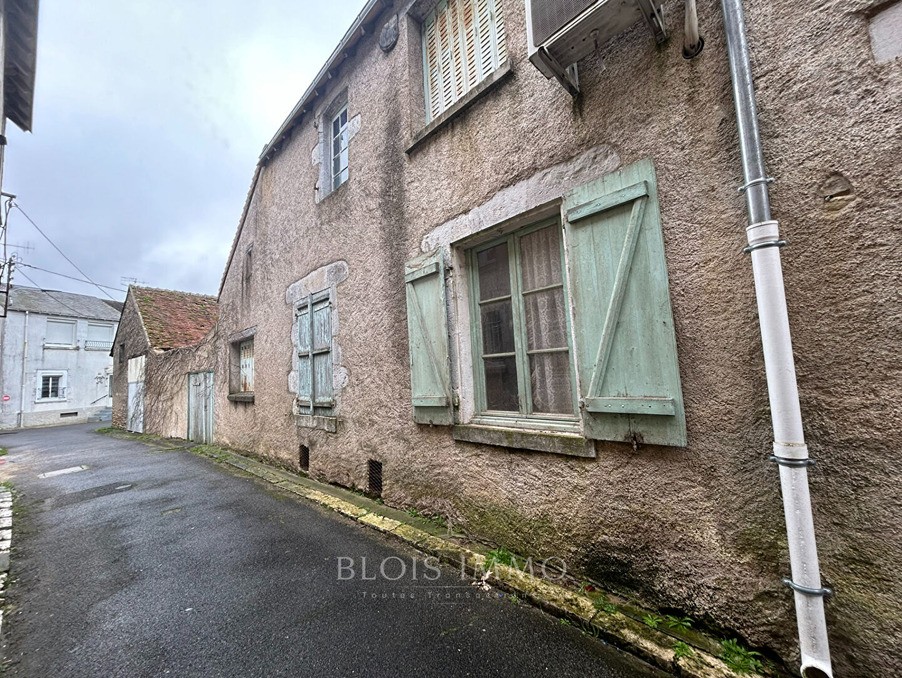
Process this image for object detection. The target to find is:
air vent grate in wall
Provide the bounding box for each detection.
[367,460,383,498]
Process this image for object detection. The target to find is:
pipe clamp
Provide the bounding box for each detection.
[738,176,775,193]
[782,578,833,598]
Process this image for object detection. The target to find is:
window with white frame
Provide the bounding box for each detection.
[422,0,508,122]
[36,371,68,401]
[45,319,76,347]
[86,323,114,351]
[296,291,334,415]
[331,106,349,191]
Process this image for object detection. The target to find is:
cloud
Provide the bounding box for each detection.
[4,0,368,299]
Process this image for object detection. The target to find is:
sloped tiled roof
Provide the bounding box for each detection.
[8,285,122,321]
[131,286,218,350]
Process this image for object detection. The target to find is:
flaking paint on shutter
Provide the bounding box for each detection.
[564,158,687,447]
[405,250,453,425]
[422,0,506,122]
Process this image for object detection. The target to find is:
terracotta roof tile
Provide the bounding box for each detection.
[131,286,218,350]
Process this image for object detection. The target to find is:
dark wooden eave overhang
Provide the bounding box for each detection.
[4,0,39,132]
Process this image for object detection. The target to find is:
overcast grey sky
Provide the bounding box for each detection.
[4,0,367,301]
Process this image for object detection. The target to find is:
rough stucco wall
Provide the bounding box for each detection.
[143,330,216,440]
[213,0,902,673]
[111,294,149,429]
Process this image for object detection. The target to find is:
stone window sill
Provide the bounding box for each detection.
[452,424,595,458]
[406,60,513,155]
[227,392,255,403]
[297,414,339,434]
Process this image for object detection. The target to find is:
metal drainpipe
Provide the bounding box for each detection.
[720,1,833,676]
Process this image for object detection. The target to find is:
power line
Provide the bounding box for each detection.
[13,267,90,318]
[12,203,116,301]
[17,262,126,293]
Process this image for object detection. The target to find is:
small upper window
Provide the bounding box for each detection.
[86,323,114,351]
[331,106,349,191]
[422,0,508,122]
[243,245,253,305]
[45,319,76,347]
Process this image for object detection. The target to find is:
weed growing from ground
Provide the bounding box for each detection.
[673,641,695,660]
[643,614,664,629]
[485,547,515,568]
[720,638,764,674]
[665,614,693,631]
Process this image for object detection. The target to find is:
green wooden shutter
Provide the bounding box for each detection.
[405,250,453,425]
[564,158,687,447]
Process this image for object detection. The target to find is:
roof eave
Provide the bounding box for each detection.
[4,0,39,132]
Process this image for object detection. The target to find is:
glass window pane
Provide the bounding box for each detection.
[297,311,310,351]
[480,300,515,355]
[519,225,562,292]
[332,115,341,137]
[524,288,568,351]
[484,356,518,411]
[530,352,573,414]
[476,241,510,300]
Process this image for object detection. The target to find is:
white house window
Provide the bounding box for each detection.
[45,319,76,347]
[331,106,349,190]
[239,339,254,392]
[422,0,507,122]
[86,323,114,351]
[37,371,68,401]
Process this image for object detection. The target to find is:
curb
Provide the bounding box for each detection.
[191,445,760,678]
[0,488,11,640]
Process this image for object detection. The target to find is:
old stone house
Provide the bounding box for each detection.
[111,286,217,441]
[0,286,120,428]
[137,0,900,674]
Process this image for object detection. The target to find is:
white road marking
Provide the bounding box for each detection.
[38,465,88,478]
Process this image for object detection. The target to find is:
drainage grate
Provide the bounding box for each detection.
[60,412,79,418]
[367,459,383,498]
[299,444,310,472]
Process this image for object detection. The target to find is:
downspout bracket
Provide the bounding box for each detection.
[738,176,775,193]
[782,578,833,598]
[743,239,786,254]
[768,454,814,468]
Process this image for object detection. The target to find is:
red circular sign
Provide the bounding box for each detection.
[1,395,9,402]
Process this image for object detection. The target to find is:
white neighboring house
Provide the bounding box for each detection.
[0,286,121,429]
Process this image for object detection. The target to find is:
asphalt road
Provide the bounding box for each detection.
[0,424,665,677]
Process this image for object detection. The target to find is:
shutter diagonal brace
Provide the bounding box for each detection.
[583,192,647,404]
[407,276,450,406]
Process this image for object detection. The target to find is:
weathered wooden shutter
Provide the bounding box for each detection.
[297,295,333,409]
[423,0,506,122]
[405,250,453,425]
[564,158,687,447]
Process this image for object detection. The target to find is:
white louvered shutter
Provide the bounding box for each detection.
[423,0,507,122]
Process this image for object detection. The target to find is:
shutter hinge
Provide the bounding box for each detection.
[452,393,460,408]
